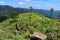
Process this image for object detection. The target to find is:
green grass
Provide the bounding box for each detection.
[0,13,59,40]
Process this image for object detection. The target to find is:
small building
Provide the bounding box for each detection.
[29,32,47,40]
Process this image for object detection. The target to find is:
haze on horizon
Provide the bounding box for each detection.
[0,0,60,10]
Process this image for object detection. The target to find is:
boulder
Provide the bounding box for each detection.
[29,32,47,40]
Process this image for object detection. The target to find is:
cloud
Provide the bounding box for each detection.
[17,1,30,5]
[33,4,40,7]
[0,1,5,4]
[17,0,58,10]
[24,0,31,2]
[17,0,31,5]
[32,1,57,9]
[18,2,25,5]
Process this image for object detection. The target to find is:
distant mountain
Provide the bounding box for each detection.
[33,9,60,18]
[0,5,60,18]
[0,5,27,14]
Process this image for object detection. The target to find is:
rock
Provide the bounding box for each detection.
[29,32,47,40]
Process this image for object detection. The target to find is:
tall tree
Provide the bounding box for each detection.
[29,6,33,22]
[28,6,33,26]
[50,8,54,18]
[29,6,33,13]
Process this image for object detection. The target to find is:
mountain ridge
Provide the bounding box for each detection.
[0,5,60,18]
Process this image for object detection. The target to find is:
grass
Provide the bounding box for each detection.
[0,12,59,40]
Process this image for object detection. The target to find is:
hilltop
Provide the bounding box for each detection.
[0,13,60,40]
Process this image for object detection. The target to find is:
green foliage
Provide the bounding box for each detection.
[10,12,19,19]
[0,14,9,23]
[0,13,59,40]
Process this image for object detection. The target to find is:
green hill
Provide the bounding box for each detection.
[0,13,60,40]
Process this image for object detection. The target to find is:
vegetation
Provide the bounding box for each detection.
[0,12,60,40]
[10,12,19,19]
[50,8,54,18]
[57,12,60,19]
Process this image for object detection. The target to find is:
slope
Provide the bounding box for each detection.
[0,13,59,40]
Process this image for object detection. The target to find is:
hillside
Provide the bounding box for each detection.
[0,13,60,40]
[0,5,60,18]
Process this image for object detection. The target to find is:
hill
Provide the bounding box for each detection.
[0,13,60,40]
[0,5,60,18]
[0,5,27,14]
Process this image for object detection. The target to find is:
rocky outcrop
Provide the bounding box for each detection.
[29,32,47,40]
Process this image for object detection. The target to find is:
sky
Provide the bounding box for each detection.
[0,0,60,10]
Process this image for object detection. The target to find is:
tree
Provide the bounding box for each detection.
[0,15,8,22]
[29,6,33,23]
[10,12,19,24]
[29,6,33,13]
[50,8,54,18]
[10,12,19,19]
[29,6,33,18]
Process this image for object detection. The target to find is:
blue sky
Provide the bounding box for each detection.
[0,0,60,10]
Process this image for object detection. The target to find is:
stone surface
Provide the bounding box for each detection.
[30,32,47,40]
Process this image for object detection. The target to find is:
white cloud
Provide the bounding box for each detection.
[33,1,56,7]
[18,2,25,5]
[33,4,40,7]
[0,1,5,4]
[17,1,29,5]
[24,0,31,2]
